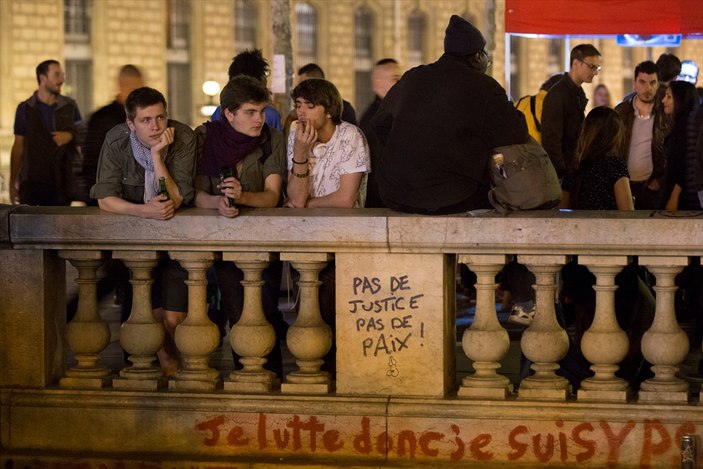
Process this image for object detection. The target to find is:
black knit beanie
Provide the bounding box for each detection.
[443,15,486,56]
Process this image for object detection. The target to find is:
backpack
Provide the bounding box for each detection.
[515,89,548,144]
[487,138,562,214]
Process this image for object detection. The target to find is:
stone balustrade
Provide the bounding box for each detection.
[2,205,703,467]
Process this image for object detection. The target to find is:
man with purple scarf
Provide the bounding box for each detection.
[194,75,287,378]
[91,86,196,376]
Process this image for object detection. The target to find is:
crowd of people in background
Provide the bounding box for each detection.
[8,14,703,390]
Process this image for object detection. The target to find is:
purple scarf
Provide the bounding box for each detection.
[199,119,261,177]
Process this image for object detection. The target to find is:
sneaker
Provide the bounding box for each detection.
[507,305,535,326]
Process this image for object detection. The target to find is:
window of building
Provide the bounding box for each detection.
[622,47,634,96]
[167,0,192,124]
[509,35,520,100]
[64,0,92,113]
[168,63,192,125]
[547,39,565,76]
[235,0,258,53]
[354,6,374,111]
[296,2,317,67]
[64,0,91,42]
[167,0,189,50]
[407,10,426,69]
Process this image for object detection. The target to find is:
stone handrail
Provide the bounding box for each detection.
[3,205,703,466]
[5,206,703,255]
[3,205,703,395]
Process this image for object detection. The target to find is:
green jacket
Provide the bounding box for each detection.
[193,124,286,203]
[90,120,196,205]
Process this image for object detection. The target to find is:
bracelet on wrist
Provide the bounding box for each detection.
[292,158,309,165]
[293,169,310,178]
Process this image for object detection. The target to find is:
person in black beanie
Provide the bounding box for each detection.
[371,15,528,214]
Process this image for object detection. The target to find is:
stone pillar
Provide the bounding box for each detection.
[517,255,570,400]
[224,252,277,393]
[335,253,456,397]
[168,252,221,391]
[577,256,630,402]
[457,254,511,399]
[0,249,65,387]
[112,251,166,391]
[58,250,112,389]
[638,256,690,403]
[280,253,333,394]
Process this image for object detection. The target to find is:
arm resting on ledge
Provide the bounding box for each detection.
[98,195,175,220]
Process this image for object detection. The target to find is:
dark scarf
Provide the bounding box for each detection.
[199,119,261,177]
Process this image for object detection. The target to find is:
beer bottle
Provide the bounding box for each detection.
[219,167,236,207]
[158,177,169,200]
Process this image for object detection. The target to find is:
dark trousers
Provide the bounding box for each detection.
[630,180,663,210]
[19,182,69,206]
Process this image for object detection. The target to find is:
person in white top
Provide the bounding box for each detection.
[285,78,370,208]
[284,78,370,377]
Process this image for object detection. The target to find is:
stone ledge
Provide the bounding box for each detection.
[3,389,702,467]
[6,206,703,255]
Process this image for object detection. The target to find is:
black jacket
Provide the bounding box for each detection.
[541,75,588,177]
[18,92,81,203]
[371,54,528,214]
[614,96,668,185]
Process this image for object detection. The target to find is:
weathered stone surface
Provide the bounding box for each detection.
[0,249,65,387]
[8,207,391,252]
[335,253,455,397]
[2,390,701,467]
[10,208,703,257]
[387,210,703,255]
[5,208,703,467]
[0,204,18,247]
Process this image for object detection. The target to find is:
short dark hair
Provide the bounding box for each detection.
[220,75,270,113]
[36,59,60,83]
[656,53,682,82]
[228,49,269,82]
[125,87,167,121]
[291,78,343,125]
[297,63,325,79]
[570,44,601,68]
[634,60,658,80]
[540,73,565,92]
[119,64,143,79]
[375,58,398,67]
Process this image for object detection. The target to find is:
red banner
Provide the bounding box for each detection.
[505,0,703,36]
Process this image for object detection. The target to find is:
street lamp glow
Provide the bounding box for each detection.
[202,80,221,97]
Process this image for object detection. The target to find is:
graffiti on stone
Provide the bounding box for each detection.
[347,275,425,362]
[191,413,696,466]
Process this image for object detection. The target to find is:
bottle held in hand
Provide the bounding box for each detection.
[158,176,170,200]
[219,166,236,207]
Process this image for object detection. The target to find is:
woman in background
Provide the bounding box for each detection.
[559,106,654,392]
[592,84,612,108]
[560,106,633,210]
[662,80,700,211]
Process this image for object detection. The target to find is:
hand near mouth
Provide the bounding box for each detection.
[151,127,175,158]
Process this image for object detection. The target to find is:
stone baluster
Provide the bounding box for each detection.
[638,256,690,403]
[280,253,333,394]
[457,254,511,399]
[224,252,277,393]
[58,250,112,388]
[517,255,570,400]
[577,256,630,402]
[112,251,166,390]
[167,252,221,391]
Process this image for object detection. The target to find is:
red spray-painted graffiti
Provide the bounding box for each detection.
[194,413,696,466]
